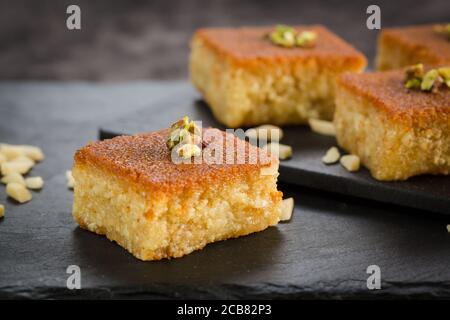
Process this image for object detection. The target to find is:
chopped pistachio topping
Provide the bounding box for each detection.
[167,116,201,159]
[296,31,317,47]
[177,144,201,159]
[269,25,317,48]
[404,64,450,92]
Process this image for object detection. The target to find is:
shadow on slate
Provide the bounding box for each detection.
[99,83,450,216]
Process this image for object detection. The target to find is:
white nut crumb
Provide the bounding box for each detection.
[0,153,6,164]
[280,197,294,222]
[6,182,32,203]
[340,154,360,172]
[19,145,45,162]
[66,170,75,189]
[322,146,341,164]
[0,144,24,160]
[0,144,44,162]
[447,225,450,233]
[0,204,4,218]
[25,176,44,190]
[308,119,336,136]
[1,159,34,175]
[1,172,26,185]
[264,142,293,160]
[246,125,284,142]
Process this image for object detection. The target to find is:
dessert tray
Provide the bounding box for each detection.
[99,83,450,215]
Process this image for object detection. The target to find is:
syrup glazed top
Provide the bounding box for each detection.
[338,69,450,125]
[75,128,277,193]
[193,25,367,69]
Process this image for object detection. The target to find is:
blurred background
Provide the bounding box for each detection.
[0,0,448,81]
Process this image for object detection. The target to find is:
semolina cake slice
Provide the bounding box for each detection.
[72,128,283,261]
[190,25,367,128]
[334,69,450,181]
[376,24,450,71]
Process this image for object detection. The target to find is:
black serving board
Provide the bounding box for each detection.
[2,82,450,299]
[100,83,450,215]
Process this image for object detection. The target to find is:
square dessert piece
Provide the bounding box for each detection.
[334,70,450,181]
[72,128,282,260]
[190,25,367,128]
[376,24,450,71]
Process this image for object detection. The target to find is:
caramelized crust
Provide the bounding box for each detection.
[194,25,367,69]
[378,25,450,67]
[75,128,276,193]
[338,70,450,125]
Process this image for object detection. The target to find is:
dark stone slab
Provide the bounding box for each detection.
[1,82,450,299]
[99,83,450,216]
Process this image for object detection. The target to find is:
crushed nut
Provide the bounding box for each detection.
[1,172,26,185]
[25,176,44,190]
[0,153,6,164]
[280,197,294,222]
[6,182,32,203]
[264,142,293,160]
[0,204,4,218]
[66,170,75,189]
[245,125,284,142]
[176,143,201,159]
[296,31,317,47]
[166,116,200,151]
[308,118,336,136]
[0,144,44,162]
[1,159,34,175]
[447,224,450,233]
[340,154,360,172]
[404,65,450,92]
[269,25,317,48]
[269,25,296,47]
[322,146,341,164]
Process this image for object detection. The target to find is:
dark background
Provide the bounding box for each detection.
[0,0,448,81]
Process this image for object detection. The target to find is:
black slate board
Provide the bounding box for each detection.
[1,82,450,299]
[99,83,450,216]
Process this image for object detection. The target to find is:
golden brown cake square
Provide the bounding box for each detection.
[334,70,450,181]
[190,25,367,127]
[376,24,450,70]
[72,128,283,260]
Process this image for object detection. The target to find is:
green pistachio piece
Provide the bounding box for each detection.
[405,78,422,89]
[421,69,441,91]
[296,31,317,47]
[167,116,199,151]
[405,63,424,80]
[177,144,201,159]
[270,26,296,47]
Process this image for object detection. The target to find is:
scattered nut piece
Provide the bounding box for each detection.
[6,182,32,203]
[280,198,294,222]
[0,144,44,162]
[340,154,360,172]
[447,224,450,233]
[322,147,341,164]
[19,145,45,162]
[66,170,75,189]
[0,153,6,164]
[308,119,336,136]
[0,204,4,218]
[1,160,34,175]
[25,176,44,190]
[1,172,26,185]
[246,125,284,142]
[264,142,293,160]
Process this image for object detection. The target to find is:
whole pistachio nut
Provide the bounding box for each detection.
[405,63,424,80]
[421,69,442,92]
[296,31,317,47]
